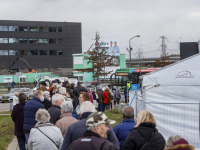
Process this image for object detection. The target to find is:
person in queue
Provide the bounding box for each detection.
[61,101,120,150]
[76,82,85,94]
[59,87,69,100]
[55,101,78,137]
[68,112,118,150]
[96,86,104,111]
[113,106,136,149]
[42,91,52,110]
[87,87,94,103]
[48,93,64,125]
[62,77,69,87]
[105,88,112,110]
[102,87,109,112]
[23,90,45,142]
[75,92,91,118]
[66,83,74,99]
[11,93,27,150]
[28,109,63,150]
[122,110,165,150]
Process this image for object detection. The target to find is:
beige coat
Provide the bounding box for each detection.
[55,113,78,137]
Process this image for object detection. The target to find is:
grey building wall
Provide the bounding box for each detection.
[0,20,82,70]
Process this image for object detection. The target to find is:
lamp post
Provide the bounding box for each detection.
[129,35,140,68]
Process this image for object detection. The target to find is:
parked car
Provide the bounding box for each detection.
[1,88,33,102]
[83,81,102,89]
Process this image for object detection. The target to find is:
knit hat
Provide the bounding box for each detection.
[86,112,116,128]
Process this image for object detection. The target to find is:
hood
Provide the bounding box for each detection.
[34,122,54,128]
[165,144,194,150]
[2,93,14,97]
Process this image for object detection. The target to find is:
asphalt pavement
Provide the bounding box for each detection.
[0,103,10,112]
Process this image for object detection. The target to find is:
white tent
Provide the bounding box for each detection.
[140,54,200,149]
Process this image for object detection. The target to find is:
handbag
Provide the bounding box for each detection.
[36,127,59,149]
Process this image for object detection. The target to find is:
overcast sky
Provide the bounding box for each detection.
[1,0,200,58]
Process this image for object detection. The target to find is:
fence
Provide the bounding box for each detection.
[136,99,200,149]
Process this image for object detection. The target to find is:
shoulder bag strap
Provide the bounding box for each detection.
[36,127,59,149]
[140,131,155,150]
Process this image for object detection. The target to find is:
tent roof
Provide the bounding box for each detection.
[142,53,200,86]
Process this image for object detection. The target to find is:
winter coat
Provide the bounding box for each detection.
[124,89,129,98]
[103,91,109,104]
[13,95,19,106]
[112,89,116,101]
[23,97,44,133]
[76,85,85,94]
[164,138,194,150]
[96,89,104,104]
[87,91,94,103]
[28,123,63,150]
[61,112,120,150]
[48,105,61,125]
[68,130,118,150]
[115,88,121,99]
[113,119,136,149]
[43,99,52,110]
[55,113,78,137]
[11,101,26,136]
[122,122,165,150]
[105,89,112,104]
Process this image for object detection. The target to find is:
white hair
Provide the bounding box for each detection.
[59,87,66,95]
[81,84,85,88]
[105,86,109,90]
[80,101,96,114]
[52,94,64,104]
[60,101,73,113]
[35,109,50,123]
[14,92,18,96]
[98,85,102,90]
[44,76,49,80]
[87,87,91,92]
[43,91,50,99]
[64,77,68,82]
[113,86,116,89]
[102,87,106,91]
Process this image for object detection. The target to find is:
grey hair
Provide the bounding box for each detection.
[33,90,43,97]
[87,87,91,92]
[14,92,18,96]
[81,84,85,87]
[113,86,116,89]
[123,106,134,118]
[102,87,106,91]
[35,109,50,123]
[60,101,73,113]
[43,91,50,99]
[87,124,102,130]
[80,101,96,114]
[52,94,64,104]
[64,77,68,81]
[59,87,66,95]
[98,85,102,90]
[56,85,62,89]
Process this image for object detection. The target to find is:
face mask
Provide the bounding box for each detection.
[41,96,44,102]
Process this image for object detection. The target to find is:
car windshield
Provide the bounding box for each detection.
[9,89,21,93]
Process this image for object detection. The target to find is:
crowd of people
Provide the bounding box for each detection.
[10,77,194,150]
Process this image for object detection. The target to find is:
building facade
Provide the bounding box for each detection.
[0,20,82,72]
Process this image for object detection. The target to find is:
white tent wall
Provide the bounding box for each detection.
[141,54,200,149]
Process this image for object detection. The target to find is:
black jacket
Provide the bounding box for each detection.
[42,99,52,110]
[76,85,85,94]
[62,81,69,87]
[122,123,165,150]
[68,130,118,150]
[11,101,26,136]
[48,105,61,125]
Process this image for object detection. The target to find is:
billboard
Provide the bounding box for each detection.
[4,77,12,83]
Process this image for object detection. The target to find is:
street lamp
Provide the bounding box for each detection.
[129,35,140,68]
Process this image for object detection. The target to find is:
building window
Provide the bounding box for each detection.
[39,39,43,43]
[20,50,28,55]
[9,50,18,55]
[9,38,14,43]
[3,38,8,43]
[14,26,18,31]
[0,38,3,43]
[49,39,53,44]
[58,39,62,44]
[30,50,38,55]
[49,27,57,32]
[0,26,2,31]
[19,39,25,43]
[9,26,14,31]
[29,27,38,32]
[58,27,62,32]
[14,38,18,43]
[43,39,48,44]
[3,26,8,31]
[78,76,83,81]
[39,50,47,55]
[24,39,28,43]
[0,50,3,55]
[19,26,24,31]
[58,50,63,55]
[49,50,57,55]
[29,39,38,43]
[4,50,8,55]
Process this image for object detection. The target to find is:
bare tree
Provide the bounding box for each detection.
[134,47,145,75]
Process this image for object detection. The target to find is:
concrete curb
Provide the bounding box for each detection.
[0,114,11,115]
[7,136,19,150]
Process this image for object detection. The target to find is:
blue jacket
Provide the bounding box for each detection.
[113,119,136,149]
[61,112,120,150]
[23,97,44,133]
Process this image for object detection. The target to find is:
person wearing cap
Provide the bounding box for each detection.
[68,112,118,150]
[61,101,120,150]
[113,106,136,149]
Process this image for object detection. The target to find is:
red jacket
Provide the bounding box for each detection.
[103,91,109,104]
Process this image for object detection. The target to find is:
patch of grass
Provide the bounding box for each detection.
[0,111,12,114]
[0,115,14,150]
[104,108,123,128]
